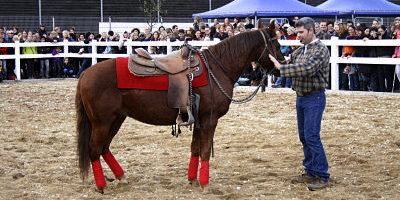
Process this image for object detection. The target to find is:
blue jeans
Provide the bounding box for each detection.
[349,74,359,91]
[339,64,349,90]
[77,58,92,77]
[296,91,330,182]
[275,77,292,87]
[1,59,6,79]
[234,77,249,87]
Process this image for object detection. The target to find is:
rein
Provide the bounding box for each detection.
[203,49,264,104]
[201,29,284,105]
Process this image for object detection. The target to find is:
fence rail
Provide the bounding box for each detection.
[1,38,400,90]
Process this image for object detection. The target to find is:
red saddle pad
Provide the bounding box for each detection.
[116,53,208,90]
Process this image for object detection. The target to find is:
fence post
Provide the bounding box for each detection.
[167,39,172,54]
[330,37,339,90]
[15,41,21,80]
[92,40,97,65]
[126,40,133,55]
[63,40,69,57]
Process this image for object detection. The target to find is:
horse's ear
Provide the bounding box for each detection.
[257,19,264,29]
[269,20,276,30]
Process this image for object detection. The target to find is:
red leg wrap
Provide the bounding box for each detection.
[199,161,209,185]
[91,161,106,188]
[102,152,124,178]
[188,156,199,179]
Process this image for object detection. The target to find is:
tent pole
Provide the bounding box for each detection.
[255,12,258,28]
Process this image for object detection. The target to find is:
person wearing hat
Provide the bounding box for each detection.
[38,24,47,38]
[283,23,290,29]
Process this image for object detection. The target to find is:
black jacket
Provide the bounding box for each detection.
[213,32,228,41]
[376,33,395,57]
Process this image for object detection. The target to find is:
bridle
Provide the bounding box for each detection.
[257,29,286,76]
[195,29,287,127]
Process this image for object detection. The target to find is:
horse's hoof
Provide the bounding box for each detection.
[95,186,114,195]
[188,178,200,187]
[117,174,129,185]
[201,184,212,194]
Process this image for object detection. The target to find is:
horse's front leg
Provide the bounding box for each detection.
[197,123,217,194]
[188,127,201,187]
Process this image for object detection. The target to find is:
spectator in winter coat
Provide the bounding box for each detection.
[0,35,7,79]
[37,36,52,78]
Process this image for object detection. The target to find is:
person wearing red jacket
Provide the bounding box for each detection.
[0,35,7,80]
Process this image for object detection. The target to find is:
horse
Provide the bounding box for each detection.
[76,21,285,194]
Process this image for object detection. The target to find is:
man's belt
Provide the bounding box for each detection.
[296,89,324,97]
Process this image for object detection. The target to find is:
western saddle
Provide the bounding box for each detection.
[128,45,202,126]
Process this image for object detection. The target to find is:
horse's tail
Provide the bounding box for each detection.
[75,77,92,182]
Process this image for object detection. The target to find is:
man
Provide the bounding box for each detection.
[290,16,299,27]
[172,25,179,38]
[316,21,331,39]
[38,24,47,38]
[326,21,336,37]
[211,18,219,36]
[269,17,330,191]
[314,22,320,34]
[203,26,214,41]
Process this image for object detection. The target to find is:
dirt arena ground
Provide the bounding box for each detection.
[1,78,400,199]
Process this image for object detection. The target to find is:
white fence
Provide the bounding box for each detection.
[1,38,400,90]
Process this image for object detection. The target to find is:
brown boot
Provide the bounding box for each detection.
[307,177,330,191]
[291,173,315,184]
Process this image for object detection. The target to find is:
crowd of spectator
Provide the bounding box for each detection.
[0,16,399,93]
[269,16,400,93]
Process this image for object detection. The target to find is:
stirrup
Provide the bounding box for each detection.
[176,107,195,126]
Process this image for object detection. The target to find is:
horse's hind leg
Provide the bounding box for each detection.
[89,114,126,194]
[188,128,201,186]
[101,114,128,185]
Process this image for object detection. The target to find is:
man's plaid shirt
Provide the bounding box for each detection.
[280,39,330,94]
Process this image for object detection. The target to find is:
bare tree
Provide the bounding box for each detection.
[139,0,167,32]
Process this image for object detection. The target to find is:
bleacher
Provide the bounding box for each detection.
[0,0,233,34]
[2,0,400,34]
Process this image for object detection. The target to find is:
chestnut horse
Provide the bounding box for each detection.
[76,21,284,194]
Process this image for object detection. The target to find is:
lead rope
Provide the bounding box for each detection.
[186,48,194,131]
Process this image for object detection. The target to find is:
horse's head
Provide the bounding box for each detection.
[257,20,285,77]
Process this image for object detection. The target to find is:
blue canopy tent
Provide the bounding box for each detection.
[192,0,338,19]
[317,0,400,15]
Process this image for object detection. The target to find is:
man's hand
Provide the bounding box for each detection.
[269,54,281,70]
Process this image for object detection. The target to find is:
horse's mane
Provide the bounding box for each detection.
[208,27,276,61]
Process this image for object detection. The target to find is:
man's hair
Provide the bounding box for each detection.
[199,22,206,29]
[172,25,178,29]
[295,17,315,31]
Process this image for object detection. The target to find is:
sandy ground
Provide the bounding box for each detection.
[1,78,400,199]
